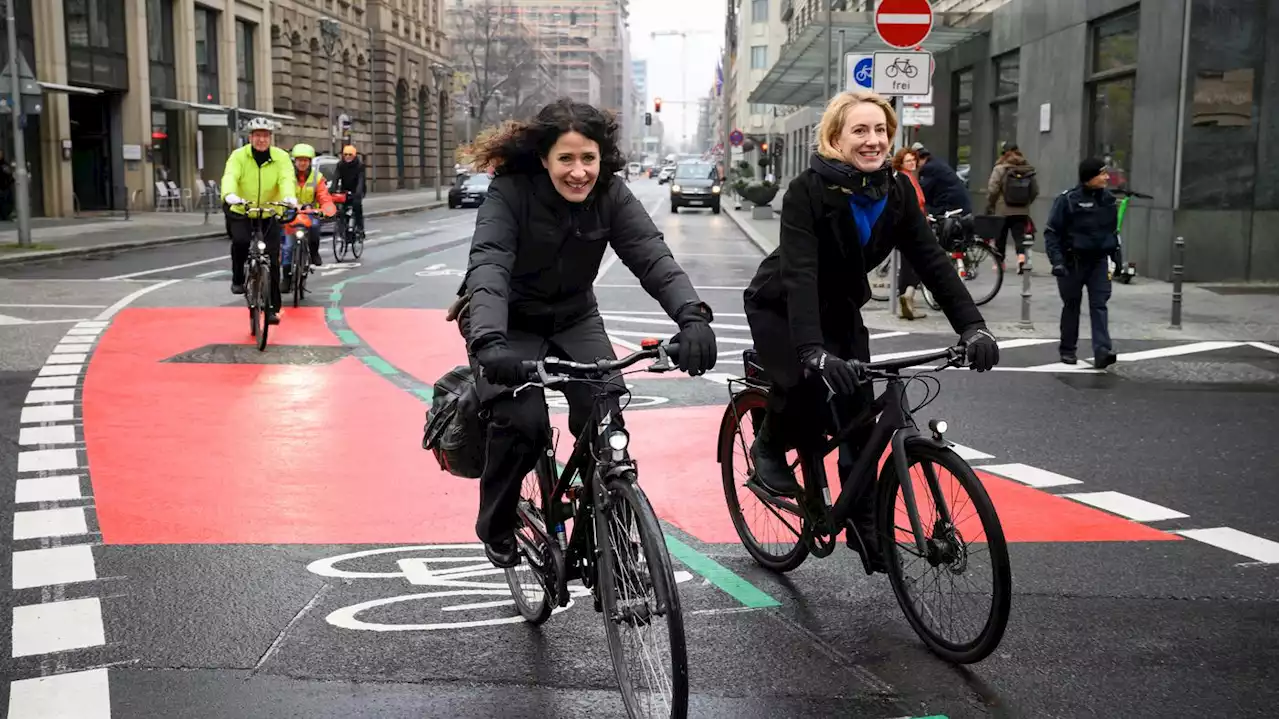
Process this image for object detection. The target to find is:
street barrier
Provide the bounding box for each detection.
[1018,227,1034,329]
[1170,236,1185,330]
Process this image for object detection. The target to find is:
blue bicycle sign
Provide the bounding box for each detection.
[853,57,874,88]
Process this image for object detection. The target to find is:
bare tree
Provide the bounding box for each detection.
[452,0,554,128]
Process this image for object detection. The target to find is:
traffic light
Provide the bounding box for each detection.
[759,141,769,154]
[644,112,652,126]
[654,98,662,113]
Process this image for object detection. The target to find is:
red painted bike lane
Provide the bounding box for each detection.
[83,306,1177,548]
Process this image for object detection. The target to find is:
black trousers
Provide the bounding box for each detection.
[1057,255,1112,357]
[994,214,1032,260]
[465,311,624,544]
[349,198,364,234]
[228,214,282,312]
[745,302,878,522]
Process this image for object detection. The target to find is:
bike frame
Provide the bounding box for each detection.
[733,347,964,557]
[514,344,682,608]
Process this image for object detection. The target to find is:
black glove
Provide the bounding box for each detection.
[474,341,528,386]
[961,327,999,372]
[1051,264,1068,278]
[672,302,717,375]
[800,345,859,395]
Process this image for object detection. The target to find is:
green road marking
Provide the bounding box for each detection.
[336,330,360,346]
[412,388,434,401]
[361,356,398,375]
[550,463,778,609]
[332,281,347,291]
[325,307,343,321]
[664,534,781,609]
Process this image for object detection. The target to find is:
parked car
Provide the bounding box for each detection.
[669,161,721,214]
[448,172,492,209]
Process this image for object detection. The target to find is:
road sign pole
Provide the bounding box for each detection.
[7,0,31,247]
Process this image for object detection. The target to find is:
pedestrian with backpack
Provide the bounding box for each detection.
[985,142,1038,271]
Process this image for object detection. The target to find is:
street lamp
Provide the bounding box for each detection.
[429,62,454,201]
[319,17,341,156]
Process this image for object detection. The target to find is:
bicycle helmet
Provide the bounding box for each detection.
[291,143,317,159]
[244,117,278,132]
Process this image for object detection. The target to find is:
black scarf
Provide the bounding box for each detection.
[810,154,892,200]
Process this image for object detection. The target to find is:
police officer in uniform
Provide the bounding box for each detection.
[1044,157,1120,369]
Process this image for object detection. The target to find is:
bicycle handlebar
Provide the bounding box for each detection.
[1111,189,1152,199]
[841,345,967,382]
[515,342,683,390]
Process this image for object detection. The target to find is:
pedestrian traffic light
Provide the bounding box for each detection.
[654,98,662,113]
[760,141,769,153]
[644,112,652,126]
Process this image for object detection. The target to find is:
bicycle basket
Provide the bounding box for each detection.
[972,214,1005,243]
[422,365,487,479]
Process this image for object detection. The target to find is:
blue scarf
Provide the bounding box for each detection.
[847,193,888,247]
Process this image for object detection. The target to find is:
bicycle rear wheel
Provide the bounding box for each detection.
[594,472,688,719]
[876,442,1011,664]
[718,389,808,572]
[505,457,558,624]
[962,242,1004,306]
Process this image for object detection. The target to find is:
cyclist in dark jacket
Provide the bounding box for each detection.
[744,91,998,572]
[1044,157,1120,369]
[915,146,973,215]
[456,99,719,568]
[333,145,366,236]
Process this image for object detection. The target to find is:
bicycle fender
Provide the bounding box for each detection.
[903,432,952,454]
[717,388,767,465]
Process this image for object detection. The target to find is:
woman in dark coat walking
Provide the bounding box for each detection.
[742,90,1000,569]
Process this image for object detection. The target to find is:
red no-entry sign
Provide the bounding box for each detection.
[875,0,934,49]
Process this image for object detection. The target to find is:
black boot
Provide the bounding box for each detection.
[750,414,800,496]
[484,536,519,568]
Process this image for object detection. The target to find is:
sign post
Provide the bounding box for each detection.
[874,0,934,49]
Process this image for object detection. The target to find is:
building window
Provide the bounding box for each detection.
[236,20,255,110]
[65,0,129,89]
[950,68,973,172]
[194,6,219,103]
[752,0,768,23]
[146,0,176,99]
[1087,9,1138,188]
[991,52,1018,155]
[750,45,768,70]
[749,103,769,115]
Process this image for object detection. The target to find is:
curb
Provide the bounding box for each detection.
[0,200,448,268]
[723,206,778,256]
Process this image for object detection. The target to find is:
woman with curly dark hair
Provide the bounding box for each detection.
[453,98,719,568]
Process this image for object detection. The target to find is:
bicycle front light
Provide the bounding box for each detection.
[256,241,266,252]
[608,431,629,451]
[294,229,306,240]
[929,419,948,439]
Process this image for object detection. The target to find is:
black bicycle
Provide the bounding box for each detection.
[506,340,689,719]
[231,201,293,351]
[331,191,364,261]
[716,346,1011,664]
[866,208,1001,307]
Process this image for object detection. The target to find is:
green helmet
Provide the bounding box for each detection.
[291,143,317,159]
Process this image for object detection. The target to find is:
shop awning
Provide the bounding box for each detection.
[238,107,297,122]
[747,11,989,107]
[38,81,102,95]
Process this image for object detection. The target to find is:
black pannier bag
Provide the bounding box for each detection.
[423,365,487,479]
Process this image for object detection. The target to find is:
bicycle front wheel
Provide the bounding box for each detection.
[292,247,306,308]
[594,473,688,719]
[255,263,270,351]
[876,442,1011,664]
[333,221,348,262]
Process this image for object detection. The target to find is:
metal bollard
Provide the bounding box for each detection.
[1018,229,1034,328]
[1170,236,1185,330]
[889,249,900,317]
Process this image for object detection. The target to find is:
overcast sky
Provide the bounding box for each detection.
[627,1,727,147]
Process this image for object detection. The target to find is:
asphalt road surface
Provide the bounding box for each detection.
[0,179,1275,718]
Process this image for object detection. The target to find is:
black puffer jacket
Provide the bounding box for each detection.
[462,172,702,352]
[744,162,985,382]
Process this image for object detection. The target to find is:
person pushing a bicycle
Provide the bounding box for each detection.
[222,117,298,326]
[453,99,719,569]
[742,90,999,571]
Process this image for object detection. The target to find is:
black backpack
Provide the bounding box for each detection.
[422,365,488,479]
[1002,166,1038,207]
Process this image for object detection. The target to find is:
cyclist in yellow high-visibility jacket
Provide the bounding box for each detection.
[221,117,298,325]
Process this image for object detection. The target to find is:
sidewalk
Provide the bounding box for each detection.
[0,186,451,267]
[724,204,1279,342]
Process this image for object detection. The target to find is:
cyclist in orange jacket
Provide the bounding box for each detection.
[282,143,336,289]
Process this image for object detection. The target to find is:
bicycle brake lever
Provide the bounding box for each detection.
[651,344,674,371]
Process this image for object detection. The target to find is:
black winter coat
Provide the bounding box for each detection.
[462,172,701,353]
[918,157,972,215]
[744,167,986,385]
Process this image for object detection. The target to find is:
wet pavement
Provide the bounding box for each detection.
[0,179,1275,718]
